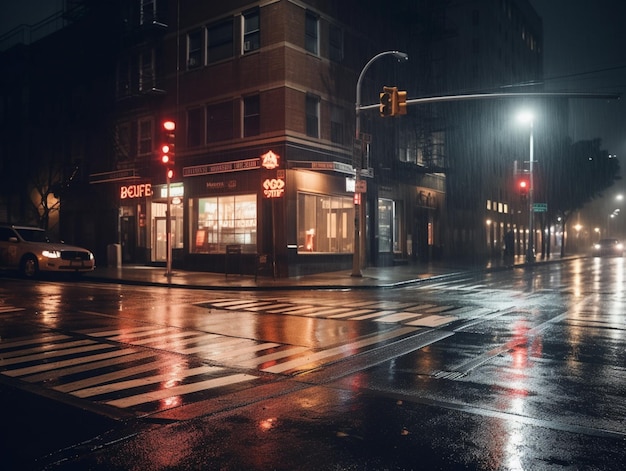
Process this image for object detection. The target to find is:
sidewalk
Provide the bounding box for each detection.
[83,254,570,290]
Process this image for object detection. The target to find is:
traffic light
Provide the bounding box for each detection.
[160,120,176,166]
[379,87,408,117]
[397,90,407,115]
[379,86,394,117]
[518,178,529,200]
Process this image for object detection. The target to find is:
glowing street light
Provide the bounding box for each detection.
[518,110,535,263]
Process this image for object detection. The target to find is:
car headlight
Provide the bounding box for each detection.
[617,244,624,250]
[593,244,601,250]
[42,250,62,258]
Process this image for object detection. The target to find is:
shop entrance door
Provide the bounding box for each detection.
[154,217,167,262]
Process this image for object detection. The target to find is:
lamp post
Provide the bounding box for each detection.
[352,50,408,277]
[518,111,535,263]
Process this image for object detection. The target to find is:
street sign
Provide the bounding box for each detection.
[356,180,367,193]
[533,203,547,212]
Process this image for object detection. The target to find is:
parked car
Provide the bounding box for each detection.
[0,225,95,277]
[592,238,624,257]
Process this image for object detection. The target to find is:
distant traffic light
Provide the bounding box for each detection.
[160,120,176,165]
[518,178,529,200]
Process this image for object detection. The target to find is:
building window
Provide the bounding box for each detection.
[378,199,393,253]
[139,49,155,92]
[330,105,344,144]
[329,24,343,62]
[116,58,131,97]
[187,28,203,69]
[243,95,260,137]
[298,193,354,253]
[140,0,156,25]
[306,95,319,138]
[114,122,130,161]
[191,194,257,253]
[187,108,204,147]
[207,101,234,142]
[242,8,260,53]
[138,119,153,156]
[208,19,233,63]
[305,11,319,55]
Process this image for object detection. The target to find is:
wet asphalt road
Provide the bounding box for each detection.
[0,257,624,470]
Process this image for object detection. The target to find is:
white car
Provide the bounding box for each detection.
[0,225,95,277]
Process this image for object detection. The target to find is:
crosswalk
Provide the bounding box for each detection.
[0,321,419,415]
[195,297,470,328]
[0,303,25,314]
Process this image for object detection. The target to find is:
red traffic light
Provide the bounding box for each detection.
[518,179,529,197]
[160,120,176,165]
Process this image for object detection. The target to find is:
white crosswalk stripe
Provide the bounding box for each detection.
[196,298,461,327]
[0,304,26,314]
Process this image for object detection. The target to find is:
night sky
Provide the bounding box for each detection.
[1,0,624,161]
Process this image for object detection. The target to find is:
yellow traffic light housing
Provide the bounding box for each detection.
[397,90,407,115]
[380,87,408,117]
[379,87,394,117]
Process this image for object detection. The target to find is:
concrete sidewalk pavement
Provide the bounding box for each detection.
[83,254,573,290]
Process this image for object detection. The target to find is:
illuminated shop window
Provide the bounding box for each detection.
[191,194,257,253]
[297,193,354,253]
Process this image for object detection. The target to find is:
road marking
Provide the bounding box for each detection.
[3,348,138,377]
[72,365,223,398]
[262,326,418,374]
[196,299,461,327]
[105,373,257,408]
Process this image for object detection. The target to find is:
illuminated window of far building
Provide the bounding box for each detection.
[190,194,257,253]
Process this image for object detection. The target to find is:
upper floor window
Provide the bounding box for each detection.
[306,94,319,138]
[114,122,131,161]
[242,8,260,53]
[305,11,319,55]
[329,24,343,62]
[140,0,156,25]
[208,19,234,63]
[116,58,131,98]
[138,49,155,92]
[330,105,344,144]
[188,28,204,69]
[243,95,260,137]
[138,119,153,156]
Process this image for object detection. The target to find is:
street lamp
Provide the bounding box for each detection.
[352,50,408,277]
[518,110,535,263]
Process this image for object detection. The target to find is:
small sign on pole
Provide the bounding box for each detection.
[533,203,547,212]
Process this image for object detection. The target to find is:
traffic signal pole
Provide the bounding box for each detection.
[352,51,408,277]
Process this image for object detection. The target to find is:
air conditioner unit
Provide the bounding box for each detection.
[243,41,251,52]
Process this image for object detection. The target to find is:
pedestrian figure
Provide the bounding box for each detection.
[503,230,514,266]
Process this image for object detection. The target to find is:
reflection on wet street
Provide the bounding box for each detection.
[0,258,625,469]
